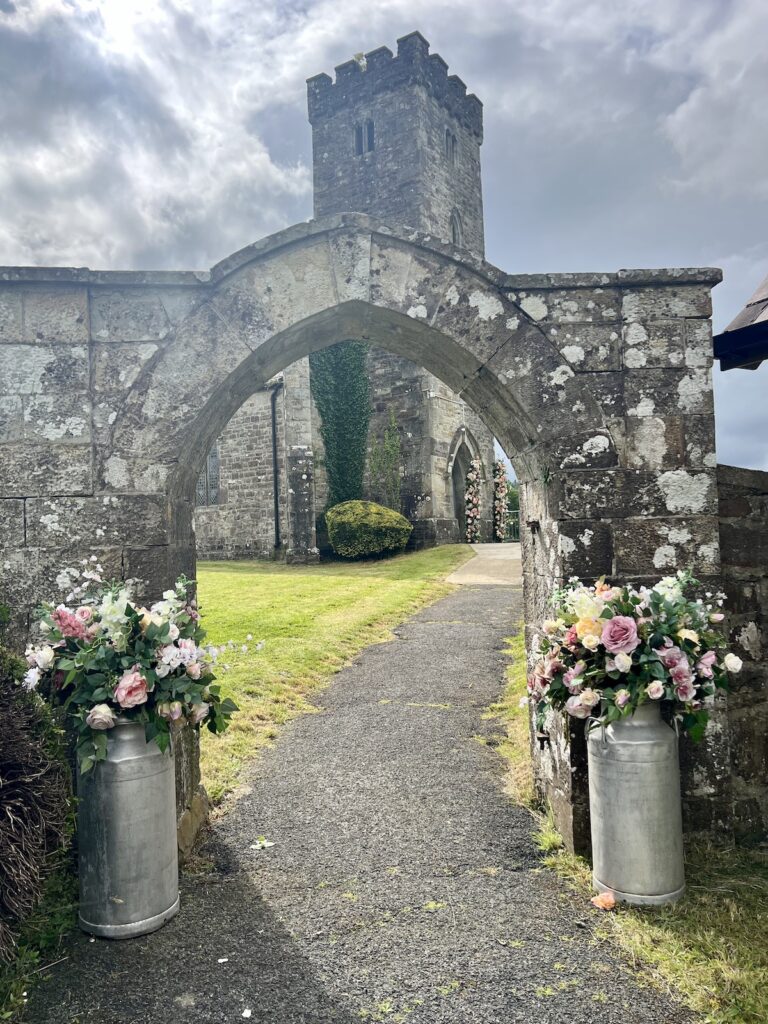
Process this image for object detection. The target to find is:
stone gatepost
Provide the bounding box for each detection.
[514,268,726,853]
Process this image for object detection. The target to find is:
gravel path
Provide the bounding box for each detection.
[24,585,693,1024]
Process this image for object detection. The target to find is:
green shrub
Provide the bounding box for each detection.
[326,500,413,559]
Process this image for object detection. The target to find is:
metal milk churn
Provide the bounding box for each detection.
[77,718,180,938]
[587,702,685,906]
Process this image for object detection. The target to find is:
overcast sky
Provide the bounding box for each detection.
[1,0,766,470]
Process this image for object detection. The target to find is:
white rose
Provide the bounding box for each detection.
[168,623,180,641]
[86,703,117,730]
[723,653,743,673]
[646,681,665,700]
[614,652,632,673]
[23,667,41,691]
[155,662,171,679]
[582,634,600,651]
[34,645,56,670]
[579,687,602,709]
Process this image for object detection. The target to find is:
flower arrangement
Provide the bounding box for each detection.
[492,460,508,541]
[527,571,742,741]
[464,458,482,542]
[21,562,239,774]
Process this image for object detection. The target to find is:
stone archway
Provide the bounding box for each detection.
[0,213,724,851]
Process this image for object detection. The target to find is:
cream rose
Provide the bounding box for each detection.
[723,653,743,673]
[86,703,117,730]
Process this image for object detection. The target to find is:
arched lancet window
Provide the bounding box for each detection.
[366,119,375,152]
[196,443,220,506]
[450,209,463,247]
[354,124,364,156]
[445,128,457,166]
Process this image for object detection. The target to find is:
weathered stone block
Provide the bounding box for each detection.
[23,393,91,442]
[0,442,93,497]
[558,519,613,577]
[623,415,685,471]
[0,499,25,549]
[622,285,712,322]
[0,395,23,443]
[0,288,22,343]
[613,515,720,576]
[621,319,685,368]
[510,286,621,324]
[0,344,89,396]
[91,342,159,391]
[25,494,167,550]
[90,289,171,342]
[682,415,717,469]
[23,287,89,344]
[547,323,621,371]
[684,319,714,368]
[624,366,713,418]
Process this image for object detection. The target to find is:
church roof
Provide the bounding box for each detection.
[714,270,768,370]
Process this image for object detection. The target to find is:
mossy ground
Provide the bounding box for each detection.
[197,545,473,804]
[494,625,768,1024]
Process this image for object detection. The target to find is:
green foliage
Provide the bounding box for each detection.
[326,500,413,560]
[310,342,371,507]
[506,481,519,512]
[0,641,71,973]
[369,409,402,511]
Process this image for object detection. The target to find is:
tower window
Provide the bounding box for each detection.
[450,209,463,247]
[355,120,375,155]
[445,128,457,166]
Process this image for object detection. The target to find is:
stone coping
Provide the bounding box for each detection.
[0,212,723,291]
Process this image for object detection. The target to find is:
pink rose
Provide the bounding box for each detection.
[75,606,93,623]
[675,680,696,702]
[186,661,202,680]
[114,666,149,709]
[601,616,640,654]
[709,613,724,623]
[646,681,665,700]
[614,689,632,709]
[697,651,717,678]
[659,645,685,669]
[564,627,579,650]
[565,695,590,719]
[670,659,693,686]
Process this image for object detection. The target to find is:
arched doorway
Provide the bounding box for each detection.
[451,442,472,541]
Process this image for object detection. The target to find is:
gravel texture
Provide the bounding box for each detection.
[24,585,694,1023]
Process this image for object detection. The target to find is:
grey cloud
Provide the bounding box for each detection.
[0,0,765,467]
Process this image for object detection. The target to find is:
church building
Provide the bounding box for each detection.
[194,32,496,559]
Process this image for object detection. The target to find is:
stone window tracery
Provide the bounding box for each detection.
[450,209,463,246]
[196,443,220,506]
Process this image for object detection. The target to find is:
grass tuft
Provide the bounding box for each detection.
[197,545,473,804]
[484,628,534,806]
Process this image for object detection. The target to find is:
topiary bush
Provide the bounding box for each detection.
[326,500,413,559]
[0,639,70,964]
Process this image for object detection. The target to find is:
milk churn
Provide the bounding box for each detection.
[77,718,179,938]
[587,702,685,906]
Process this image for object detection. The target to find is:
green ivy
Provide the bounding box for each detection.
[310,342,371,508]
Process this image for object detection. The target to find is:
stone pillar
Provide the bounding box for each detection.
[523,269,726,852]
[281,359,318,562]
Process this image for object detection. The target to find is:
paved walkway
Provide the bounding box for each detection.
[446,543,522,586]
[25,585,691,1023]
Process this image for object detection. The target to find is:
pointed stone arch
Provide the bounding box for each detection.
[0,212,725,851]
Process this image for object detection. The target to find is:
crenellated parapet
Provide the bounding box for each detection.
[307,31,483,141]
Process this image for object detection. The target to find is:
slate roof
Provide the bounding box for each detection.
[714,270,768,370]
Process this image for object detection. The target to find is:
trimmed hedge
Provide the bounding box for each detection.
[326,500,413,559]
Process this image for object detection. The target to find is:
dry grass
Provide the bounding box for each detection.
[491,630,768,1024]
[544,842,768,1024]
[197,545,473,804]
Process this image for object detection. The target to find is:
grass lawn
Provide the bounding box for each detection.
[496,632,768,1024]
[197,545,473,804]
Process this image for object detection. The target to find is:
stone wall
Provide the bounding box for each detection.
[717,463,768,842]
[0,215,740,855]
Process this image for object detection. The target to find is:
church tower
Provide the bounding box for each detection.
[307,31,485,255]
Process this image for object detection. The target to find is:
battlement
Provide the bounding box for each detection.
[307,31,483,140]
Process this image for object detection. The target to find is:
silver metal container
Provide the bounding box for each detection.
[587,702,685,906]
[77,718,179,938]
